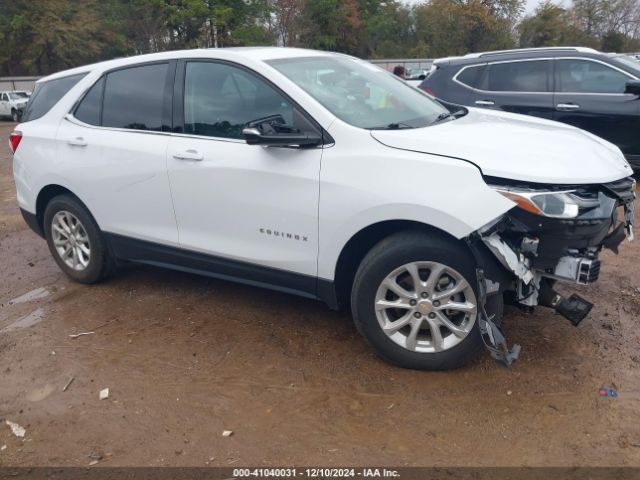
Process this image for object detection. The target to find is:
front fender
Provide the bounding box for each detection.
[317,132,513,280]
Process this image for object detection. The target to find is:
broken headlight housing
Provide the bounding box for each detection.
[491,187,601,219]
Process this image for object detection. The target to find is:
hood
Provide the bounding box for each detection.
[371,108,633,184]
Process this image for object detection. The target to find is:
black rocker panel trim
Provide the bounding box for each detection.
[105,233,339,308]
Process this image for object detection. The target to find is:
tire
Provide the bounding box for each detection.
[11,109,19,122]
[351,230,489,370]
[43,194,115,284]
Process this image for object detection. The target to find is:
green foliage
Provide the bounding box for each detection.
[518,2,595,47]
[2,0,640,76]
[415,0,518,56]
[519,0,640,50]
[0,0,104,74]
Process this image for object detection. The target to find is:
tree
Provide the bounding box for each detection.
[300,0,362,53]
[360,1,415,58]
[6,0,640,78]
[0,0,104,75]
[518,2,595,47]
[269,0,305,46]
[519,0,640,51]
[415,0,516,57]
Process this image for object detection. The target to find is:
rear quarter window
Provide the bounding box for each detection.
[22,73,87,122]
[74,77,105,126]
[455,65,486,89]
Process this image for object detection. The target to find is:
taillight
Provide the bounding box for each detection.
[420,86,436,97]
[9,131,22,153]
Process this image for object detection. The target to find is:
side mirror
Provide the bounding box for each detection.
[243,114,322,147]
[624,80,640,95]
[243,127,322,147]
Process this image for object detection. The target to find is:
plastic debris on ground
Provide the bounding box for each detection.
[222,430,233,437]
[63,376,75,392]
[599,387,618,398]
[5,420,26,438]
[69,331,95,339]
[99,388,109,400]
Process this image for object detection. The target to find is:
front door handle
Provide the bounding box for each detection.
[556,103,581,111]
[172,149,204,161]
[475,100,495,106]
[67,137,87,147]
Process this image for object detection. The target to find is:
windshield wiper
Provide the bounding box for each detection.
[430,108,468,125]
[430,112,454,125]
[372,122,414,130]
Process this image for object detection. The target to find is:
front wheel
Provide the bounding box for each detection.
[11,109,19,122]
[351,231,488,370]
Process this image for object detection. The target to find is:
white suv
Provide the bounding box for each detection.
[10,48,636,369]
[0,90,30,122]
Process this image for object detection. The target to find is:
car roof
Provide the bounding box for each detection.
[39,47,339,83]
[435,47,602,67]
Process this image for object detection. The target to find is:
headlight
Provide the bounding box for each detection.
[493,188,580,219]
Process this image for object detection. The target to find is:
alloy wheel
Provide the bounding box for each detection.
[374,261,477,353]
[51,210,91,271]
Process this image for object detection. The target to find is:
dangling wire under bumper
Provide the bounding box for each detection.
[476,268,521,367]
[466,232,522,366]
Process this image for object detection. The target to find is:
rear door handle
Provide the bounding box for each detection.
[172,149,204,161]
[475,100,495,106]
[556,103,581,111]
[67,137,87,147]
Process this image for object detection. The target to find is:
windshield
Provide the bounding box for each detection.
[268,56,448,129]
[8,92,28,100]
[612,55,640,74]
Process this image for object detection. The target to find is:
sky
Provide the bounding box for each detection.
[402,0,545,14]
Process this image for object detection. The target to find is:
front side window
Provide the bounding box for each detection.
[483,60,550,93]
[556,59,631,94]
[102,63,169,131]
[268,56,448,129]
[0,93,7,101]
[22,73,86,122]
[184,61,308,139]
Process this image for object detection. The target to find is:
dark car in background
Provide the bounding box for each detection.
[419,47,640,171]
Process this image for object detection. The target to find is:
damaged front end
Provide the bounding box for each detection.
[467,176,636,366]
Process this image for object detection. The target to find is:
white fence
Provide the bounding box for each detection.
[369,59,434,72]
[0,76,39,92]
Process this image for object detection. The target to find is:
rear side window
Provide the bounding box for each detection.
[456,65,486,89]
[22,73,86,122]
[484,60,550,93]
[102,63,169,131]
[74,77,104,126]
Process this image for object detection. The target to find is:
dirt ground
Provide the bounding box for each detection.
[0,121,639,468]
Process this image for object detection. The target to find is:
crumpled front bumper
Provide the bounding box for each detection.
[467,176,635,365]
[479,176,635,293]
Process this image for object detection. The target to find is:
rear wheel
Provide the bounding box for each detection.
[351,230,491,370]
[43,195,115,283]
